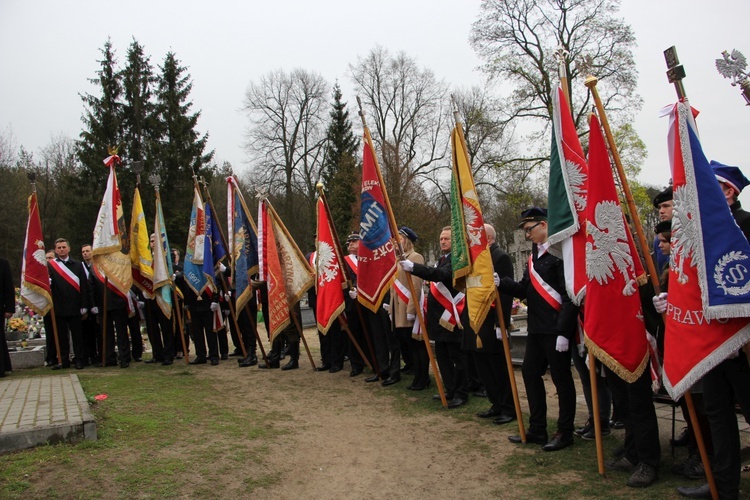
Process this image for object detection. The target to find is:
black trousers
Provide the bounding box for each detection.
[702,353,750,499]
[0,318,10,374]
[435,340,468,400]
[229,302,257,356]
[521,334,575,436]
[145,300,174,361]
[52,315,84,365]
[44,313,57,364]
[474,350,513,416]
[404,331,430,388]
[81,315,99,361]
[319,320,347,369]
[603,364,660,468]
[103,308,131,364]
[571,345,611,425]
[127,314,143,360]
[347,310,376,372]
[191,309,218,361]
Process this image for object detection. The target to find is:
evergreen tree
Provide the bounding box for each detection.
[75,38,124,244]
[153,51,215,248]
[321,83,360,239]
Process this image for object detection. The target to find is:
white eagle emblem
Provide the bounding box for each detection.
[316,241,339,286]
[670,186,699,284]
[32,239,47,265]
[564,158,588,213]
[586,201,637,295]
[463,200,483,247]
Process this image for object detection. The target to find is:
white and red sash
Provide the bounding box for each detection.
[393,278,411,304]
[430,282,465,331]
[49,259,81,292]
[344,254,358,276]
[528,254,562,312]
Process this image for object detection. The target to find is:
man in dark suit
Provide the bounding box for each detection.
[469,224,516,425]
[90,266,131,368]
[401,226,468,408]
[48,238,92,370]
[0,257,14,377]
[497,208,578,451]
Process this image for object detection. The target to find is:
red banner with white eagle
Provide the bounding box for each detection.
[583,113,648,383]
[20,191,52,316]
[314,197,346,334]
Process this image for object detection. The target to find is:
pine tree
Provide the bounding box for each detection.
[153,51,215,248]
[322,83,360,239]
[75,38,124,244]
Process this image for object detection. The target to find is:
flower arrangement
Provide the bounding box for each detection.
[8,317,28,332]
[511,299,527,315]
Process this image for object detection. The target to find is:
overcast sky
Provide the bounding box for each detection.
[2,0,749,201]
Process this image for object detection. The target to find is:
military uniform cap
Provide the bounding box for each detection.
[711,161,750,195]
[398,226,418,242]
[517,207,547,228]
[652,186,673,208]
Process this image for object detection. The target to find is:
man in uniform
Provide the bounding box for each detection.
[48,238,92,369]
[143,233,174,365]
[400,226,468,408]
[342,233,372,377]
[497,208,578,451]
[80,244,100,365]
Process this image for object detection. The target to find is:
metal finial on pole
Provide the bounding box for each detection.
[450,94,461,124]
[356,96,367,128]
[131,160,144,186]
[664,46,687,100]
[149,173,161,191]
[554,44,572,107]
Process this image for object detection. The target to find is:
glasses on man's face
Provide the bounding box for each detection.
[523,222,542,234]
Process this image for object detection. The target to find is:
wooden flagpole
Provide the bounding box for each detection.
[101,277,108,367]
[451,101,527,440]
[316,184,373,370]
[356,97,448,407]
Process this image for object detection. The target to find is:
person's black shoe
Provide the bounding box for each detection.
[493,415,516,425]
[238,356,258,367]
[473,390,488,398]
[316,364,332,372]
[229,350,243,357]
[220,354,228,361]
[672,452,705,480]
[627,463,658,488]
[609,419,625,430]
[432,393,453,401]
[676,483,711,499]
[574,419,593,437]
[381,376,401,386]
[188,358,207,365]
[133,357,142,362]
[606,455,636,473]
[364,374,380,383]
[477,408,504,419]
[258,360,280,369]
[329,366,342,374]
[161,359,173,366]
[75,361,84,370]
[542,432,574,451]
[52,363,70,370]
[582,426,611,440]
[349,368,363,377]
[210,359,219,366]
[119,361,130,369]
[509,432,547,445]
[281,359,298,370]
[446,397,467,409]
[144,359,159,364]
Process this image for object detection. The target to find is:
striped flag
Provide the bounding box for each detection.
[152,188,173,318]
[547,86,588,305]
[450,123,494,337]
[20,191,52,316]
[662,100,750,399]
[227,177,259,313]
[184,186,207,295]
[92,155,133,297]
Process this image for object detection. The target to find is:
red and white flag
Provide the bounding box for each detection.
[20,191,52,316]
[583,113,649,382]
[314,197,346,334]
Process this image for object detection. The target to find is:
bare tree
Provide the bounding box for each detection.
[349,47,449,221]
[471,0,640,139]
[243,68,328,240]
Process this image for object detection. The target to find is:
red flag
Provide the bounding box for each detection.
[20,191,52,316]
[662,101,750,399]
[583,113,648,382]
[258,199,290,341]
[314,197,346,334]
[357,132,397,312]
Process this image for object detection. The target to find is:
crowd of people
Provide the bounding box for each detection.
[2,162,750,498]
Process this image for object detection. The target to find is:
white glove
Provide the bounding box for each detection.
[399,259,414,273]
[348,288,358,300]
[495,327,505,340]
[138,301,145,309]
[493,273,500,287]
[210,302,220,312]
[218,263,227,273]
[224,292,231,302]
[382,303,391,313]
[90,307,99,315]
[407,313,416,322]
[555,335,569,352]
[80,308,88,316]
[652,292,668,314]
